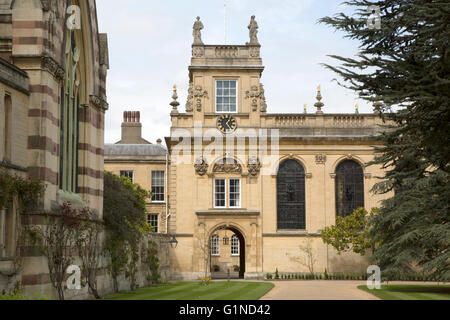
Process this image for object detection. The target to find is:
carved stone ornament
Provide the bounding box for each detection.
[194,157,208,176]
[90,95,109,111]
[213,158,242,174]
[245,85,265,112]
[193,85,209,112]
[192,46,204,58]
[41,56,65,82]
[249,46,260,58]
[315,154,327,164]
[185,82,194,112]
[260,84,267,113]
[248,156,261,176]
[215,46,238,57]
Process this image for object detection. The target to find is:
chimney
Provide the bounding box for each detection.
[117,111,151,144]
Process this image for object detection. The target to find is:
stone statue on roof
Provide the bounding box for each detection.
[247,15,259,45]
[193,16,204,45]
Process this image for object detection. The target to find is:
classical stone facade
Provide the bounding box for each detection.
[104,112,169,234]
[0,0,109,298]
[165,17,392,280]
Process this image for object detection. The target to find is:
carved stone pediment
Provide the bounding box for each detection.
[213,158,242,174]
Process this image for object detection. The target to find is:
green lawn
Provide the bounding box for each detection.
[358,284,450,300]
[104,281,274,300]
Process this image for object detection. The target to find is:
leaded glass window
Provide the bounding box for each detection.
[335,160,364,217]
[276,160,306,230]
[59,30,80,192]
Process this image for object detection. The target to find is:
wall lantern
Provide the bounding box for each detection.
[168,236,178,249]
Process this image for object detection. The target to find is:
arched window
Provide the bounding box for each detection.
[210,234,220,256]
[277,160,306,230]
[335,160,364,217]
[59,29,80,192]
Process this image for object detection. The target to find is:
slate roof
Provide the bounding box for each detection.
[104,144,167,156]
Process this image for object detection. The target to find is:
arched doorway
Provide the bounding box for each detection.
[209,226,246,279]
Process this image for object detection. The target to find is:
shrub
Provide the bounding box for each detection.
[266,273,273,280]
[275,268,280,280]
[213,265,220,272]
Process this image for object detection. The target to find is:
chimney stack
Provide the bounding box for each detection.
[117,110,151,144]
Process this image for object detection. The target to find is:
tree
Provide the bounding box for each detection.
[75,209,103,299]
[39,203,88,300]
[141,239,160,284]
[103,171,151,292]
[321,207,378,255]
[287,234,318,274]
[320,1,450,281]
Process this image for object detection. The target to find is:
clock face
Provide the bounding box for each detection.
[217,114,237,134]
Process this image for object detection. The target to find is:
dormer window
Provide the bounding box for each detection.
[216,80,237,113]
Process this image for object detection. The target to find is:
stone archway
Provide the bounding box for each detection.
[209,226,246,279]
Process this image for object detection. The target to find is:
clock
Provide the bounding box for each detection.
[217,114,237,134]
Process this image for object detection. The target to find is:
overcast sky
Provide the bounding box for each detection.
[96,0,372,144]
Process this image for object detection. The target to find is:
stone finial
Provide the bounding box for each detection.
[170,85,180,115]
[193,16,204,45]
[373,101,383,115]
[246,15,259,45]
[355,104,359,114]
[314,85,324,115]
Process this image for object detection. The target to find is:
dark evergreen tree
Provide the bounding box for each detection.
[320,1,449,281]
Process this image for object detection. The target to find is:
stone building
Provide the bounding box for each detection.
[0,0,109,298]
[165,17,392,280]
[104,111,169,234]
